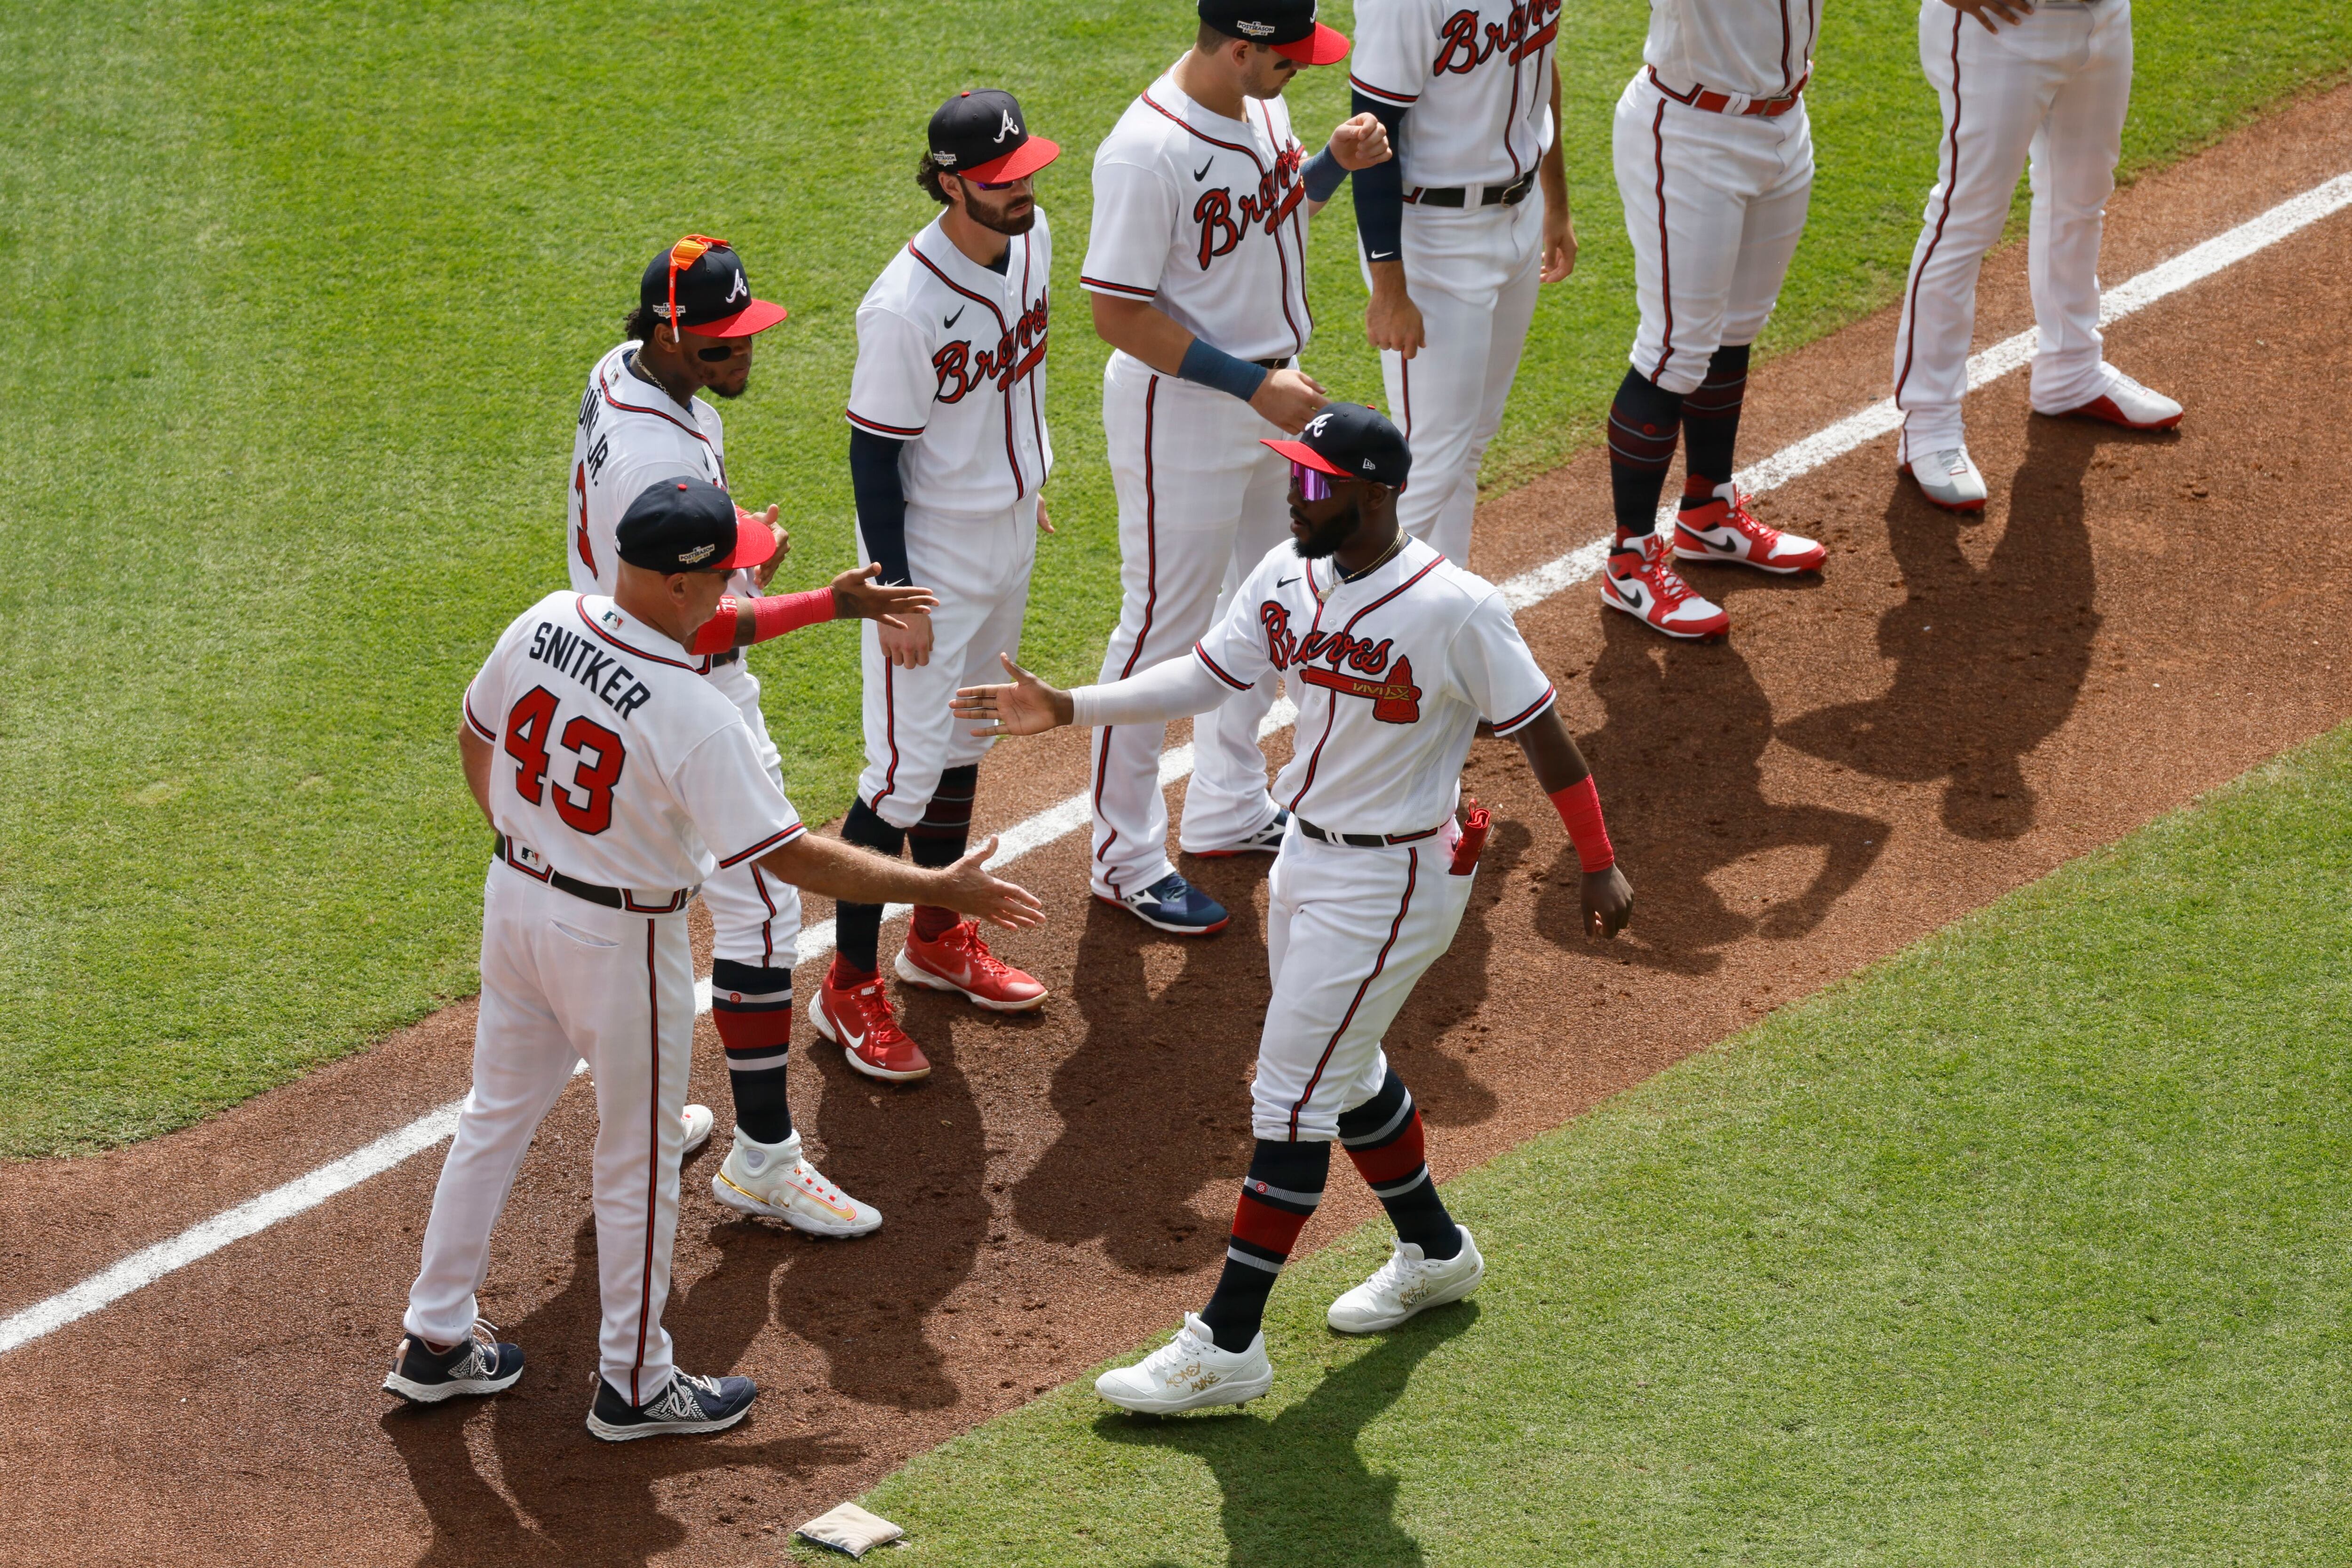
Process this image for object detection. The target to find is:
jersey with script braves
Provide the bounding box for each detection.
[1192,536,1555,836]
[1082,69,1313,364]
[462,592,805,894]
[1643,0,1820,101]
[845,210,1053,513]
[1349,0,1561,190]
[568,343,755,599]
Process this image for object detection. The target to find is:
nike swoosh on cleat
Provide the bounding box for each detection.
[944,306,965,329]
[1618,584,1645,609]
[1194,158,1215,181]
[834,1013,866,1051]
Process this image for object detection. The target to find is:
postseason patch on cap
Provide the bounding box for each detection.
[614,477,777,573]
[1197,0,1349,63]
[928,88,1061,185]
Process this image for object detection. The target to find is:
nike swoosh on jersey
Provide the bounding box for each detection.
[1194,157,1215,181]
[944,305,965,329]
[1277,576,1301,587]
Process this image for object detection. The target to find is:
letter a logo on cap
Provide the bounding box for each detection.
[996,109,1020,143]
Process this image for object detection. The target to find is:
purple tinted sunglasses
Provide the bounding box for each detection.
[1290,459,1337,502]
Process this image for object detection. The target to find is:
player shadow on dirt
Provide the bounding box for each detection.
[760,1018,997,1411]
[381,1213,860,1568]
[1777,414,2106,840]
[1102,1304,1477,1568]
[1542,613,1887,976]
[1013,852,1498,1277]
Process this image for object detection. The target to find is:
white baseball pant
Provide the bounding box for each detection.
[1892,0,2134,457]
[1254,821,1478,1143]
[405,862,698,1405]
[1367,198,1545,567]
[1090,351,1288,898]
[699,658,802,970]
[1613,72,1814,395]
[855,497,1038,828]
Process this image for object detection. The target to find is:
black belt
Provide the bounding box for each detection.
[1406,170,1537,209]
[711,647,741,668]
[1295,814,1446,849]
[1252,356,1291,371]
[494,834,692,914]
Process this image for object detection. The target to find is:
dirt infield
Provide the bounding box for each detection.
[4,84,2349,1568]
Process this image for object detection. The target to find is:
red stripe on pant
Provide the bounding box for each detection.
[1895,9,1967,414]
[633,920,658,1406]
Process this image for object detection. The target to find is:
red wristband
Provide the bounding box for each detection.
[685,589,836,656]
[1550,775,1615,873]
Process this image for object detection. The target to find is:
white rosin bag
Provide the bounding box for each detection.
[795,1502,905,1558]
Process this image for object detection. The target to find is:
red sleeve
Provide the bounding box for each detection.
[687,589,838,655]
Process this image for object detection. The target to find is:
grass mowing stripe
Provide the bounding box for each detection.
[3,3,2348,1158]
[839,725,2352,1565]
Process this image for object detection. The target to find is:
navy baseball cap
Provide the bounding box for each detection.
[1263,403,1410,489]
[930,88,1061,184]
[638,235,787,341]
[616,477,777,573]
[1199,0,1349,65]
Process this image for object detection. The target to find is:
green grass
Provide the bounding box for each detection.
[830,724,2352,1566]
[2,1,2347,1156]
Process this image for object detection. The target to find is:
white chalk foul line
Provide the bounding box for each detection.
[7,170,2345,1363]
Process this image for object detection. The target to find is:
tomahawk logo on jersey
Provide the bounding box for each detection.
[1082,72,1313,363]
[462,592,806,896]
[569,344,735,596]
[1349,0,1560,191]
[846,210,1054,510]
[1190,535,1555,835]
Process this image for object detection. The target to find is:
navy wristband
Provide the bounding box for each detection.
[1179,338,1270,404]
[1302,146,1348,204]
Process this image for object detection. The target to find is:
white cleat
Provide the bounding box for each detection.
[1095,1313,1274,1414]
[680,1103,715,1159]
[1327,1226,1486,1334]
[710,1128,882,1237]
[2048,366,2183,431]
[1903,446,1987,512]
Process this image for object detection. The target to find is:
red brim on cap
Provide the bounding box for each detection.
[1261,437,1349,476]
[718,506,780,570]
[1272,22,1349,65]
[964,135,1062,185]
[683,297,789,341]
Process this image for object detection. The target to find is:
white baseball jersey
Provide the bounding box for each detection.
[1643,0,1821,101]
[461,591,805,894]
[845,211,1054,512]
[568,343,754,599]
[1087,535,1557,837]
[1082,68,1314,363]
[1349,0,1561,190]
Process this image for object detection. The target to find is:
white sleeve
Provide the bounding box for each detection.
[1348,0,1435,107]
[673,722,807,871]
[1070,656,1238,729]
[845,306,936,440]
[1450,592,1558,735]
[1081,157,1176,301]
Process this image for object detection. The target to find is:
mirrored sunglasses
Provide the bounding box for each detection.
[1289,458,1335,503]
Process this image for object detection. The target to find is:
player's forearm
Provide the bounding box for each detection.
[686,589,837,655]
[457,725,496,826]
[1089,293,1195,377]
[847,426,914,586]
[1069,654,1238,728]
[1513,708,1591,793]
[1514,709,1616,871]
[1351,92,1408,265]
[1541,76,1569,212]
[755,832,972,912]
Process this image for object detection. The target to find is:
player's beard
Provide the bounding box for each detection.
[1289,500,1359,559]
[966,191,1037,237]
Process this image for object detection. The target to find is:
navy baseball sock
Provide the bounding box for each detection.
[906,764,978,943]
[834,800,907,978]
[1681,342,1751,498]
[709,958,793,1144]
[1200,1138,1331,1353]
[1607,367,1685,539]
[1338,1071,1461,1260]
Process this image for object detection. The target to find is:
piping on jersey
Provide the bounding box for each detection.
[1137,91,1309,359]
[597,360,729,489]
[1287,847,1420,1139]
[1895,9,1969,419]
[574,596,710,675]
[1287,556,1446,817]
[905,239,1038,500]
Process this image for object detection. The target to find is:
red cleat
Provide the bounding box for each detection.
[1673,482,1825,574]
[1600,529,1731,641]
[895,920,1048,1013]
[809,970,931,1082]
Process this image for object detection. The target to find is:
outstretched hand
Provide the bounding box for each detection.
[937,836,1046,931]
[952,652,1075,737]
[1582,865,1634,940]
[828,562,939,630]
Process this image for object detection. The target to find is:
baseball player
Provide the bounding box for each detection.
[953,406,1633,1413]
[1892,0,2180,512]
[571,236,937,1231]
[822,89,1060,1082]
[1347,0,1577,568]
[388,481,1041,1438]
[1598,0,1830,641]
[1081,0,1393,936]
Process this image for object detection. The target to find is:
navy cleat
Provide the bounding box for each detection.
[586,1369,757,1441]
[1190,808,1291,859]
[383,1319,525,1404]
[1099,872,1230,936]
